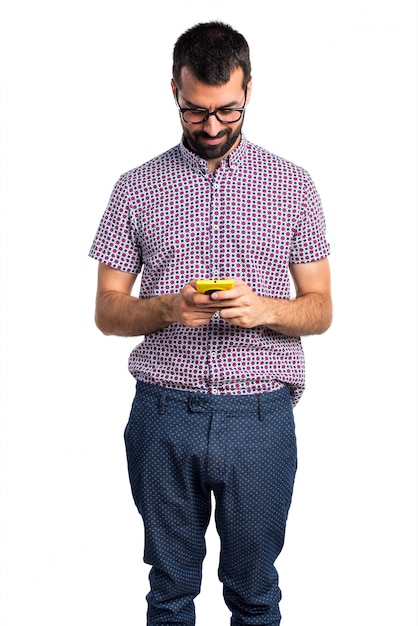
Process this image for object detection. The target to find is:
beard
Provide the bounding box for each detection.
[182,118,244,161]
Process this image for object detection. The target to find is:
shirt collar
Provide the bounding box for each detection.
[179,134,248,173]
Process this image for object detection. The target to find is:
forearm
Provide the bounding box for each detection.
[95,292,175,337]
[261,292,332,336]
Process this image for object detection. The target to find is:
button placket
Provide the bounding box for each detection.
[207,172,223,390]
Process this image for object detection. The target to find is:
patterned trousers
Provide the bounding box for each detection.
[124,381,297,625]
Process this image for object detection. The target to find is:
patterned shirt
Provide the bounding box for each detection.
[89,135,330,404]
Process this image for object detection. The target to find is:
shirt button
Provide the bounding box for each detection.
[212,388,219,395]
[211,351,217,358]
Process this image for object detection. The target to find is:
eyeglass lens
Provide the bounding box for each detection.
[182,108,243,124]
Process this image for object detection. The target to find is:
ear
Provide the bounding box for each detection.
[171,79,177,101]
[245,78,253,105]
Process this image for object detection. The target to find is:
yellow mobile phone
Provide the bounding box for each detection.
[196,279,234,294]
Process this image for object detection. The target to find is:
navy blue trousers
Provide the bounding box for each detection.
[124,381,297,625]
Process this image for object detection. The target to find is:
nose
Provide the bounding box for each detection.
[202,113,224,135]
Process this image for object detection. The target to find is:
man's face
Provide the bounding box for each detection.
[172,67,252,162]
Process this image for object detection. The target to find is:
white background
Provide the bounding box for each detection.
[0,1,417,624]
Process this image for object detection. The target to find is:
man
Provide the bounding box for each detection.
[89,21,332,626]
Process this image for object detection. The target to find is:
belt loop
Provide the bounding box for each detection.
[188,395,196,413]
[258,395,264,421]
[158,391,166,416]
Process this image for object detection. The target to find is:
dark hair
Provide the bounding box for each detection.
[172,21,252,89]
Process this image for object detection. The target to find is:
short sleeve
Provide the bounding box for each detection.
[289,172,330,264]
[88,174,142,274]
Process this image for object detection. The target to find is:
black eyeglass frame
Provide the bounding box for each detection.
[175,87,247,125]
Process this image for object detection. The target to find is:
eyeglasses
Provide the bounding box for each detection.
[176,87,247,125]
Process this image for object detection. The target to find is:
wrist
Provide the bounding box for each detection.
[159,293,178,325]
[259,296,281,327]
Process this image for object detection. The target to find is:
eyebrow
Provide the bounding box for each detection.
[181,96,241,109]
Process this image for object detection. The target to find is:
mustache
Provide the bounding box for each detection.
[193,129,230,140]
